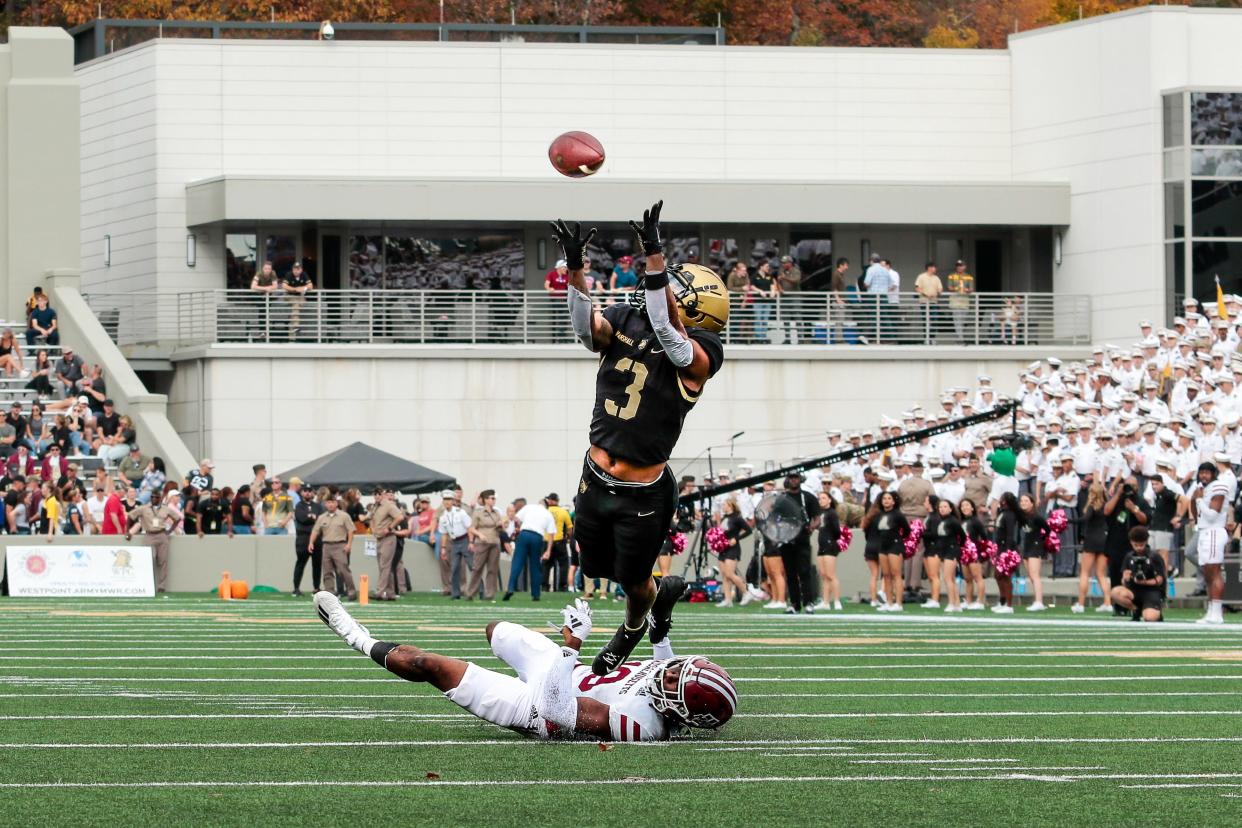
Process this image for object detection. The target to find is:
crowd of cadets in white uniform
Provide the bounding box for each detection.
[703,298,1242,585]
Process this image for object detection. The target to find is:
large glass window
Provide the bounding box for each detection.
[349,232,523,290]
[1192,240,1242,301]
[1191,148,1242,177]
[1192,180,1242,239]
[225,233,257,290]
[264,234,297,278]
[707,237,738,275]
[1191,92,1242,145]
[790,234,834,289]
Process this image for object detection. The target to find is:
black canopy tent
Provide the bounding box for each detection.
[277,442,456,495]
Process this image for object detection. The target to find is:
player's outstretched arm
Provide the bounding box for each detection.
[551,219,613,351]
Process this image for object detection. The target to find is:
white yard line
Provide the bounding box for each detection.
[4,674,1241,684]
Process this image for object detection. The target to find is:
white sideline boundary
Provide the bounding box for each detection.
[4,674,1242,684]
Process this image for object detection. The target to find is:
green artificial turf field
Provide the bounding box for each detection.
[1,594,1240,827]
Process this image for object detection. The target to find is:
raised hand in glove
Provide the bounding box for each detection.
[549,219,596,271]
[555,598,593,647]
[628,199,664,256]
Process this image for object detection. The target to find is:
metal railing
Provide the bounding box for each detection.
[133,289,1093,348]
[70,19,725,63]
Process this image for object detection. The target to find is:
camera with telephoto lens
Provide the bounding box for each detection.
[1127,553,1156,584]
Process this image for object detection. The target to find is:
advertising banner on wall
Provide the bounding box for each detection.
[4,546,155,597]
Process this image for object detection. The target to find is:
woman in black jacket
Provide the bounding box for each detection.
[815,492,843,611]
[925,498,966,612]
[1019,493,1049,611]
[959,498,988,610]
[717,498,753,608]
[992,492,1023,613]
[863,491,909,612]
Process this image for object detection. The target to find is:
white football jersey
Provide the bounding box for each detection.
[571,659,669,742]
[1196,481,1232,530]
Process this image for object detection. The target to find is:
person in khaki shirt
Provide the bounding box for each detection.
[465,489,503,601]
[368,488,405,601]
[914,262,944,345]
[896,461,936,597]
[126,498,178,593]
[310,494,356,600]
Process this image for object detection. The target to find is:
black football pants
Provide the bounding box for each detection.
[779,535,817,611]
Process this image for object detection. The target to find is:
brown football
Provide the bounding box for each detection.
[548,131,605,178]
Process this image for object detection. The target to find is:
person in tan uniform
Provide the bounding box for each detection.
[126,498,176,593]
[466,490,503,601]
[896,461,935,598]
[369,488,405,601]
[309,494,356,600]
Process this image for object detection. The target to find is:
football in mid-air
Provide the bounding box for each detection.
[548,131,605,178]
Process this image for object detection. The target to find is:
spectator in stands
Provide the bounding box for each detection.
[59,463,86,500]
[25,292,58,347]
[863,254,893,343]
[100,415,136,465]
[725,261,752,343]
[0,416,14,461]
[544,259,570,341]
[186,458,213,493]
[230,485,255,535]
[136,456,166,504]
[36,480,59,540]
[748,260,777,344]
[24,349,53,397]
[5,476,29,534]
[24,287,43,325]
[83,484,107,535]
[198,488,227,536]
[610,255,639,297]
[776,255,807,343]
[309,492,357,601]
[39,444,68,485]
[6,444,34,478]
[914,261,943,344]
[0,328,24,377]
[828,257,850,342]
[80,366,107,413]
[282,261,314,340]
[101,483,127,535]
[251,259,280,341]
[947,259,974,343]
[116,442,146,486]
[4,403,29,453]
[54,346,84,397]
[27,403,49,456]
[261,477,294,535]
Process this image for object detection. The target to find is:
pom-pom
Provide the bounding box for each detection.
[960,538,978,565]
[1041,528,1060,556]
[669,532,687,555]
[705,526,730,554]
[903,519,925,559]
[837,526,853,553]
[994,549,1021,577]
[978,539,998,562]
[1046,509,1069,534]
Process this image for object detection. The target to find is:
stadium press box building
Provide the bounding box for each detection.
[67,5,1242,494]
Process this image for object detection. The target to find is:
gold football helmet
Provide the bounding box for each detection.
[670,263,730,333]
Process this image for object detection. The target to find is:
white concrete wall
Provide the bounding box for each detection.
[76,38,1012,297]
[167,348,1079,502]
[1011,6,1242,341]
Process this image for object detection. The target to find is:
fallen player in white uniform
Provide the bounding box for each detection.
[314,593,737,741]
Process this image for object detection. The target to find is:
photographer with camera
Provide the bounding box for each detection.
[1110,526,1166,622]
[1103,474,1150,615]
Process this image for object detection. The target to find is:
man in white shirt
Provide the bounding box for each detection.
[84,484,108,535]
[438,491,475,600]
[1184,463,1233,625]
[936,464,965,506]
[504,497,556,601]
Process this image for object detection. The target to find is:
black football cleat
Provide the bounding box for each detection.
[591,617,649,676]
[647,575,687,645]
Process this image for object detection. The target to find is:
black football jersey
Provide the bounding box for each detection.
[588,303,724,466]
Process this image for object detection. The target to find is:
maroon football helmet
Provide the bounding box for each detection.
[648,656,737,729]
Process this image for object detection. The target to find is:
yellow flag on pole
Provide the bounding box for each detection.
[1216,274,1228,322]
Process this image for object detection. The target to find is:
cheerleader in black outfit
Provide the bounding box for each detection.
[815,492,843,611]
[863,491,910,612]
[959,498,988,610]
[716,498,754,608]
[926,498,966,612]
[992,492,1023,614]
[1018,492,1049,611]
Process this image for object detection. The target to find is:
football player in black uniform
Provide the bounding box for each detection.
[551,201,728,675]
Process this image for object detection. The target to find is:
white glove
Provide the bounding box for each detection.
[559,598,593,642]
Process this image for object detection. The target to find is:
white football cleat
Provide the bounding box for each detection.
[1070,603,1085,614]
[1026,601,1046,612]
[314,591,371,652]
[921,599,940,609]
